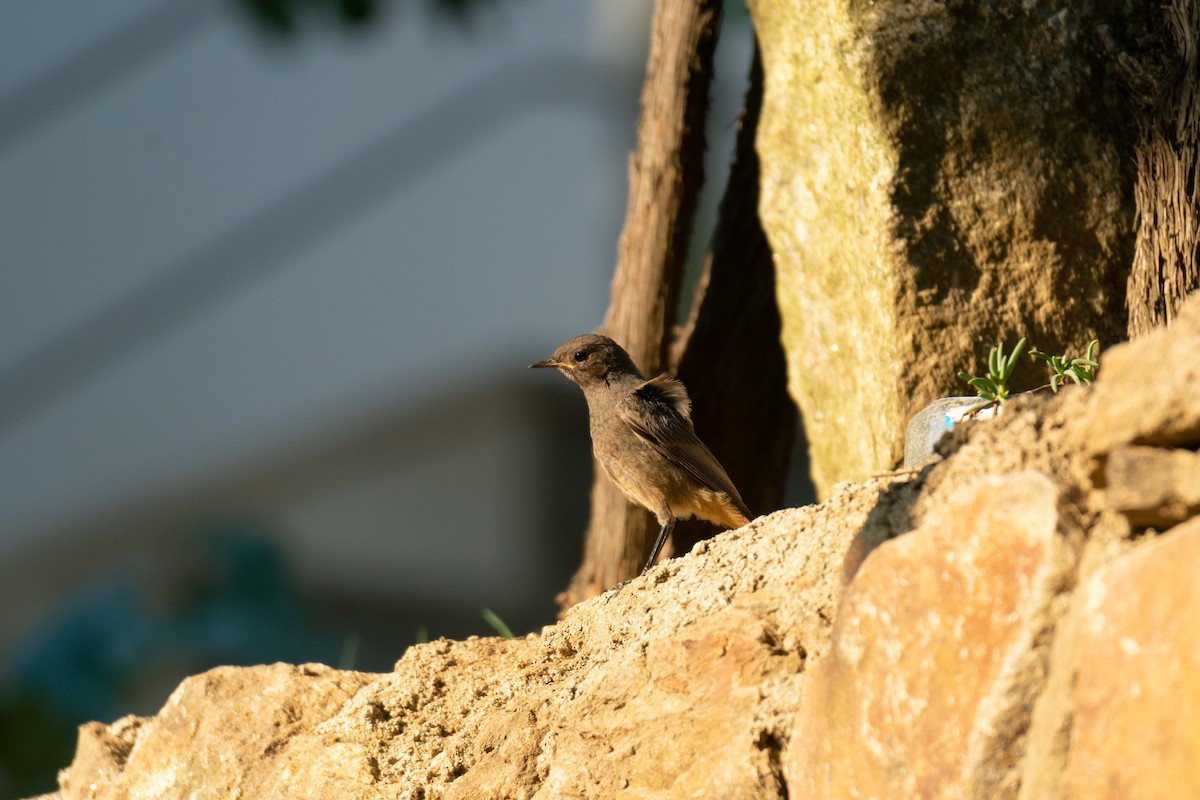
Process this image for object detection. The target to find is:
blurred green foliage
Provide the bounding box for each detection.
[0,692,76,798]
[238,0,508,35]
[0,526,340,798]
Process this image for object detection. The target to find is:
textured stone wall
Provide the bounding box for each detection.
[749,0,1144,495]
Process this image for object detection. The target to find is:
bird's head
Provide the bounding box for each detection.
[529,333,643,387]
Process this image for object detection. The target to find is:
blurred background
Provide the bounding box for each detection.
[0,0,809,795]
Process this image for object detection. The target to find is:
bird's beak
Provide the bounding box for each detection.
[529,358,558,369]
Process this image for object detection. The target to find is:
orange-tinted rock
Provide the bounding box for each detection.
[1103,445,1200,527]
[58,663,380,800]
[1068,516,1200,799]
[1081,297,1200,454]
[786,471,1073,799]
[47,497,876,800]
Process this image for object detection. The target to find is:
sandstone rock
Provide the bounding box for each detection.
[786,471,1076,799]
[57,663,378,800]
[1102,445,1200,527]
[1080,294,1200,454]
[1068,515,1200,799]
[47,489,885,800]
[40,294,1200,799]
[749,0,1142,496]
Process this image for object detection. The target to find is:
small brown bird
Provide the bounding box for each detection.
[531,333,751,575]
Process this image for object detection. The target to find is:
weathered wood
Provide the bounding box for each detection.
[1126,0,1200,336]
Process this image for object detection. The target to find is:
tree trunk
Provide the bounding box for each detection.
[1126,0,1200,337]
[558,0,721,609]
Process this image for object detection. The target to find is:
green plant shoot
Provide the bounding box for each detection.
[957,337,1028,411]
[1030,339,1100,392]
[481,607,514,638]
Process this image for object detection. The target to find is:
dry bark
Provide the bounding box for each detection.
[1126,0,1200,336]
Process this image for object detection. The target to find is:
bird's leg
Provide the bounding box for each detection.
[641,515,676,576]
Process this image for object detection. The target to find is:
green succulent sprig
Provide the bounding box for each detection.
[957,338,1027,412]
[1030,339,1100,393]
[958,337,1101,412]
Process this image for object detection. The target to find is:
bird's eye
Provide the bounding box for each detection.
[573,350,588,362]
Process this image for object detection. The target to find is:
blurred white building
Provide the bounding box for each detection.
[0,3,777,792]
[1,0,762,674]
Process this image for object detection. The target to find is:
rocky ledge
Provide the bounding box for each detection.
[40,298,1200,800]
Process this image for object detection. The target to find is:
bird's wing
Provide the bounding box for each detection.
[619,375,751,517]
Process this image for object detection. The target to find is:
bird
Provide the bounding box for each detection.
[530,333,752,576]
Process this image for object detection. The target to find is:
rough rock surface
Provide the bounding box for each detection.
[748,0,1145,496]
[1067,515,1200,800]
[45,486,884,800]
[42,295,1200,799]
[57,665,379,799]
[787,472,1077,799]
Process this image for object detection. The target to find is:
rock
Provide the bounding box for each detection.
[1080,296,1200,454]
[1068,515,1200,799]
[38,286,1200,798]
[748,0,1144,496]
[1102,445,1200,528]
[46,488,886,800]
[785,472,1076,799]
[57,663,378,800]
